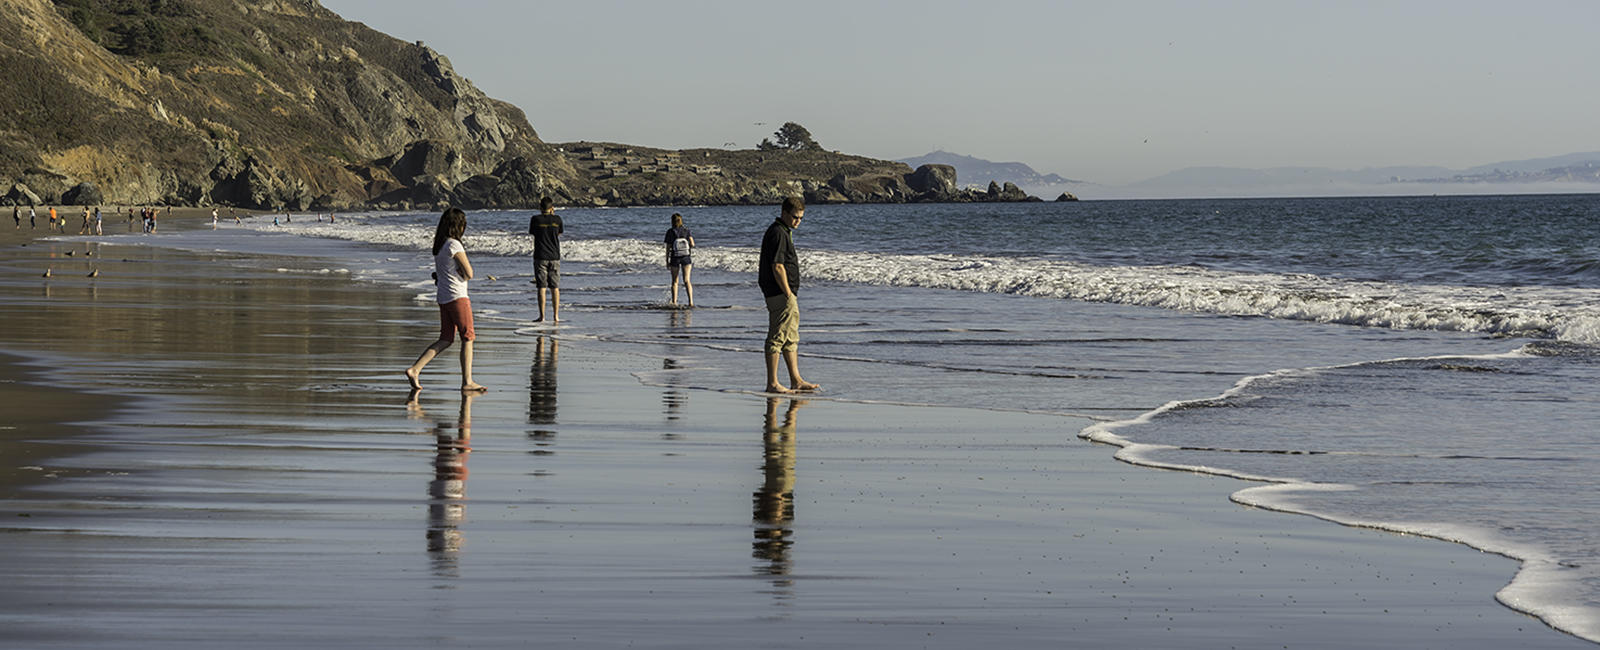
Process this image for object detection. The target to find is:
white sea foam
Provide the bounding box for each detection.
[245,216,1600,344]
[1080,350,1600,643]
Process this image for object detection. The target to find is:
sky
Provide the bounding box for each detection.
[318,0,1600,186]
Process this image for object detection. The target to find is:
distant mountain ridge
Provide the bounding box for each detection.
[1124,152,1600,197]
[897,150,1084,190]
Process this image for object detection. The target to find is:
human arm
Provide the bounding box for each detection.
[771,263,793,298]
[453,251,474,280]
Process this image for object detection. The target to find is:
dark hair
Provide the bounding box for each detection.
[432,207,467,255]
[781,196,804,215]
[671,212,684,228]
[540,196,554,212]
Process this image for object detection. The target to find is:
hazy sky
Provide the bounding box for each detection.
[319,0,1600,185]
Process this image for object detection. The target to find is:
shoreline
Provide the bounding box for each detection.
[0,222,1591,647]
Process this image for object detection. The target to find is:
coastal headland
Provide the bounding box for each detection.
[0,0,1039,211]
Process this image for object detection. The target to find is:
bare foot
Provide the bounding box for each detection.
[404,368,422,389]
[461,383,487,392]
[765,384,793,394]
[792,380,820,392]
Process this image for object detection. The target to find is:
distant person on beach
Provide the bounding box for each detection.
[79,206,90,234]
[665,212,696,307]
[48,206,57,232]
[93,206,102,235]
[528,195,564,323]
[212,207,218,228]
[11,205,17,229]
[759,197,819,394]
[405,207,487,393]
[30,205,36,229]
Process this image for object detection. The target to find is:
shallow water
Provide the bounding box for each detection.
[36,193,1600,642]
[0,247,1585,647]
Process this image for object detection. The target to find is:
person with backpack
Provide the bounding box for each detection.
[665,212,696,307]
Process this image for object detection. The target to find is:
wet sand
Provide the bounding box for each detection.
[0,224,1590,648]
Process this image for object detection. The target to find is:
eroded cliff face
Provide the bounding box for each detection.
[1,0,1034,209]
[0,0,577,209]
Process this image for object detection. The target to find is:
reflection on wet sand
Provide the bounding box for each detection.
[528,336,557,426]
[661,358,687,425]
[754,397,804,601]
[661,309,692,432]
[417,391,474,578]
[668,307,691,330]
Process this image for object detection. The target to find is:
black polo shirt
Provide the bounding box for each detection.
[758,219,798,298]
[529,212,563,260]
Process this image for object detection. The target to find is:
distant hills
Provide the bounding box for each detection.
[1124,152,1600,198]
[897,149,1600,200]
[0,0,1012,209]
[897,151,1085,192]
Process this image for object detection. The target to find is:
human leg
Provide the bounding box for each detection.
[459,339,485,391]
[551,288,561,322]
[763,294,801,392]
[765,351,789,394]
[782,349,818,391]
[683,264,694,307]
[668,265,680,305]
[766,294,815,391]
[406,339,450,389]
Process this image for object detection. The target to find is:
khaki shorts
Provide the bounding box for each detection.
[534,259,560,288]
[764,294,799,354]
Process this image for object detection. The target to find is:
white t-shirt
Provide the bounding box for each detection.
[435,238,469,304]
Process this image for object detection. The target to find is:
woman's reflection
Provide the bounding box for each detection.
[753,397,805,598]
[425,391,475,576]
[661,358,687,425]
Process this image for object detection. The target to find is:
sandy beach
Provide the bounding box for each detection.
[0,218,1590,648]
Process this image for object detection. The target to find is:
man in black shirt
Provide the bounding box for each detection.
[529,196,564,322]
[759,197,819,393]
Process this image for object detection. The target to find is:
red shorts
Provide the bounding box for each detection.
[438,298,475,343]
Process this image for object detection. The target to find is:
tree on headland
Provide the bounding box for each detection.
[757,122,822,152]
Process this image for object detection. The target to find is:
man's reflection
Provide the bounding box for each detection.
[528,336,557,425]
[424,391,475,577]
[753,397,804,598]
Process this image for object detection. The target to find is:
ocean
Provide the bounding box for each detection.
[141,193,1600,641]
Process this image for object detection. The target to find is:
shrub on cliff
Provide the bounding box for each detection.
[757,122,822,152]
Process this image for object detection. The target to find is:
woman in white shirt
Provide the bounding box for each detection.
[405,208,487,392]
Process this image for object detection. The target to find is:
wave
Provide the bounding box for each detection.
[245,217,1600,345]
[1078,347,1600,643]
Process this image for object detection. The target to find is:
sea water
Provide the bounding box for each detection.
[126,194,1600,641]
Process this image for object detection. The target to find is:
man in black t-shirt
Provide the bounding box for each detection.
[528,196,564,322]
[759,196,819,393]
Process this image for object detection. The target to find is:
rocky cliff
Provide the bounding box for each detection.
[0,0,1034,209]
